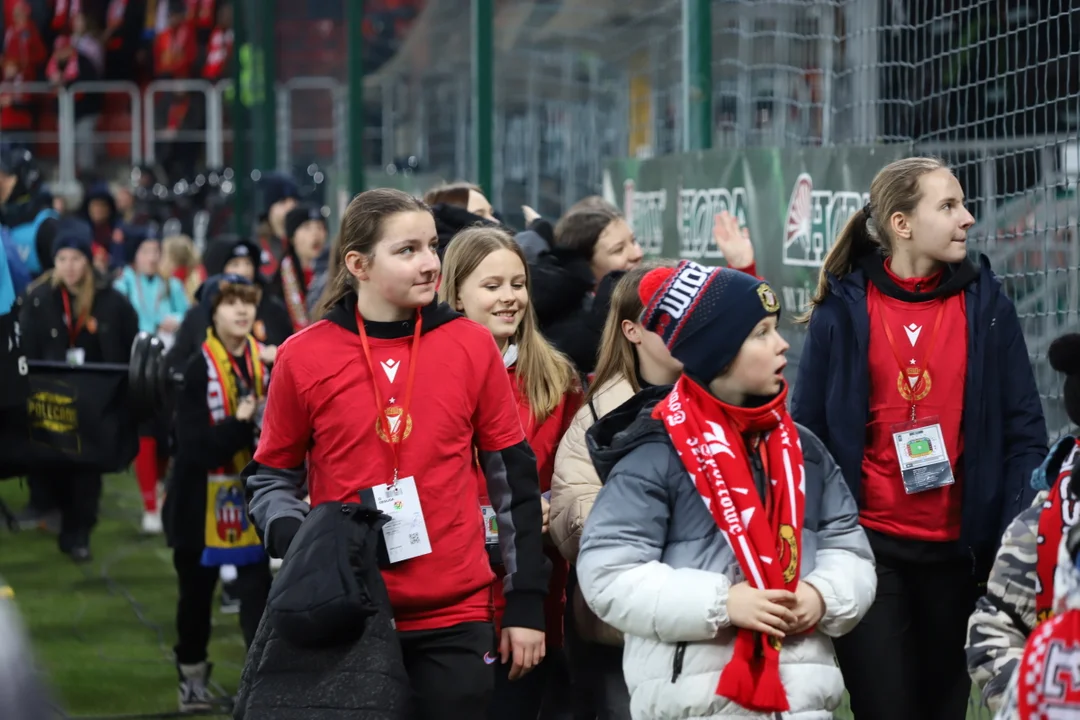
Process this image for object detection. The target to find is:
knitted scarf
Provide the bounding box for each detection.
[278,253,310,332]
[1018,608,1080,718]
[199,328,266,567]
[1036,439,1080,622]
[653,377,805,713]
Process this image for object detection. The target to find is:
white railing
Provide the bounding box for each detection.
[0,76,345,185]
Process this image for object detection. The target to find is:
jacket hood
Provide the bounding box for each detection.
[830,250,985,304]
[324,292,463,339]
[585,384,674,483]
[431,204,504,258]
[530,247,595,329]
[79,182,118,226]
[855,250,979,302]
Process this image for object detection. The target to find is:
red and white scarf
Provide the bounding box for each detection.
[1037,440,1080,623]
[653,377,805,713]
[1020,589,1080,718]
[52,0,81,31]
[278,254,310,332]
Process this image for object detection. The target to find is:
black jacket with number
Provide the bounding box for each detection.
[162,349,258,550]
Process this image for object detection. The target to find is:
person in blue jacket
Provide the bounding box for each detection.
[0,148,58,279]
[791,156,1048,720]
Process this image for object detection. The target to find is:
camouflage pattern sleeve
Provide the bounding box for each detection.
[966,498,1044,713]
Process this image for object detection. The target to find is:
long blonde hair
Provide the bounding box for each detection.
[587,267,649,405]
[439,226,577,424]
[801,156,948,321]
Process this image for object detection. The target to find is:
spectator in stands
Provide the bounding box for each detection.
[3,2,45,79]
[186,0,216,43]
[200,1,231,82]
[154,0,196,80]
[50,0,80,33]
[0,57,34,143]
[69,10,103,75]
[45,35,101,175]
[102,0,146,81]
[154,0,198,181]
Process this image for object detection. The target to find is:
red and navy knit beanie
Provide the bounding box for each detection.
[638,260,781,382]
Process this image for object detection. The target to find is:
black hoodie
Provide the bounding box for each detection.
[585,385,675,484]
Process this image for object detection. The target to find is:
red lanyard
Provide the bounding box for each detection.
[879,297,946,420]
[356,306,423,485]
[60,288,87,348]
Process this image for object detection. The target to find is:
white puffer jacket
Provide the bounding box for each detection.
[577,389,877,719]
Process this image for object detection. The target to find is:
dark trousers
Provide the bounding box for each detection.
[834,550,979,720]
[563,570,631,720]
[27,472,102,551]
[398,621,495,720]
[172,548,272,665]
[488,648,575,720]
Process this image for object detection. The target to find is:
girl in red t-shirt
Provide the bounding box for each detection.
[439,226,582,719]
[247,188,549,720]
[792,157,1048,720]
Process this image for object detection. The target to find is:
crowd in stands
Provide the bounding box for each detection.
[0,0,234,175]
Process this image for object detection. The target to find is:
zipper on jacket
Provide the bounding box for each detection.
[671,641,686,682]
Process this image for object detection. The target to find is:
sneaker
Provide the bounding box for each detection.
[177,661,214,713]
[141,510,163,535]
[67,546,91,564]
[269,556,283,572]
[219,585,241,615]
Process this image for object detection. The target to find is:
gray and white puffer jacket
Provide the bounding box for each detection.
[576,387,877,720]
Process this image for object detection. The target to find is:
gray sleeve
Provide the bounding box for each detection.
[577,445,731,643]
[243,463,310,546]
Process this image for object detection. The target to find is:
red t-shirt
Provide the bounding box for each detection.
[861,263,966,541]
[255,312,526,631]
[478,366,581,647]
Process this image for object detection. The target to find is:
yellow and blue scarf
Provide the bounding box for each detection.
[199,328,266,568]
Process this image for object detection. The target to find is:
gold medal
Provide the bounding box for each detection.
[897,366,932,402]
[375,406,413,443]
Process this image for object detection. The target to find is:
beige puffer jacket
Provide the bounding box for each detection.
[550,376,636,646]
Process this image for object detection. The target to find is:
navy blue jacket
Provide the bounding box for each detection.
[791,254,1048,570]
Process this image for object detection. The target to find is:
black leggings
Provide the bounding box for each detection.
[172,548,272,665]
[834,551,979,720]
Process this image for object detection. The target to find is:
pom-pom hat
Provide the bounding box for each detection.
[638,260,781,383]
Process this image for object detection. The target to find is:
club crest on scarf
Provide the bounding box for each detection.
[212,482,252,543]
[199,329,267,568]
[654,376,806,713]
